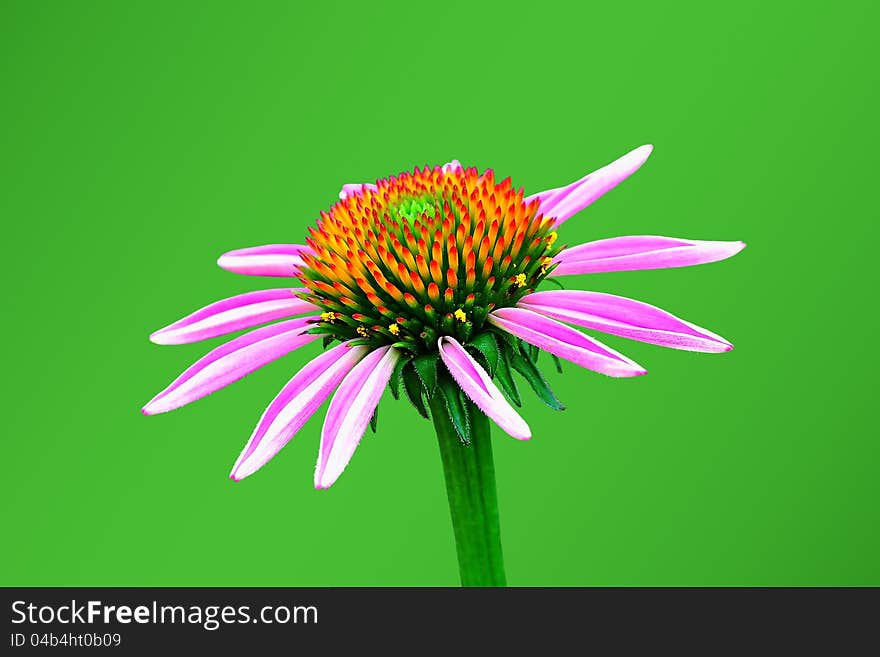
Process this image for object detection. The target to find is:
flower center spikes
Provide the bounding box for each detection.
[297,165,563,353]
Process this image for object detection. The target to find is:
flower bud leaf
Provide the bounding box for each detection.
[389,354,413,400]
[402,363,430,419]
[438,373,471,445]
[508,346,565,411]
[412,353,439,397]
[494,345,522,407]
[466,332,499,376]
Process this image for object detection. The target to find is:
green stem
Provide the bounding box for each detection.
[429,394,507,587]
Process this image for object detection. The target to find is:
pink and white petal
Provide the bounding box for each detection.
[524,185,564,208]
[442,159,462,173]
[488,307,646,378]
[525,177,586,215]
[524,145,653,225]
[315,346,401,489]
[553,235,746,275]
[518,290,732,353]
[149,288,318,345]
[230,342,369,481]
[438,337,530,440]
[142,317,320,415]
[338,182,379,200]
[217,244,311,277]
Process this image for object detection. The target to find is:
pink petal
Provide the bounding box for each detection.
[524,145,653,226]
[217,244,310,277]
[488,307,646,378]
[438,336,530,440]
[149,289,318,345]
[315,346,401,489]
[441,159,462,173]
[553,235,746,275]
[230,342,369,481]
[519,290,732,353]
[338,183,378,200]
[524,185,562,208]
[142,317,320,415]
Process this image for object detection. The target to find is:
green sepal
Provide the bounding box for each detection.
[466,332,499,376]
[552,354,564,374]
[469,348,491,376]
[402,364,430,419]
[412,353,439,397]
[389,354,413,400]
[321,335,335,349]
[369,404,379,433]
[508,347,565,411]
[438,373,471,444]
[494,344,522,407]
[491,326,520,351]
[527,343,540,363]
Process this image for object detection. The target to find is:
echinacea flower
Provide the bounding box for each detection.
[144,144,744,585]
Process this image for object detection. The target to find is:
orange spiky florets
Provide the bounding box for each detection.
[297,164,562,352]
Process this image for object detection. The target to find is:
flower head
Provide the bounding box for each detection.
[143,145,745,488]
[296,163,562,351]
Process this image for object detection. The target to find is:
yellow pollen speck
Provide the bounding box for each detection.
[547,231,558,245]
[453,308,467,322]
[356,326,370,338]
[388,324,400,335]
[320,311,338,323]
[540,256,553,275]
[513,273,527,287]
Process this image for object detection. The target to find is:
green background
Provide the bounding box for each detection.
[2,1,878,586]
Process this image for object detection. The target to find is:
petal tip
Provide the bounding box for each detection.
[512,420,533,441]
[216,251,244,272]
[714,240,746,263]
[141,399,164,415]
[314,463,330,489]
[623,144,653,169]
[148,328,177,345]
